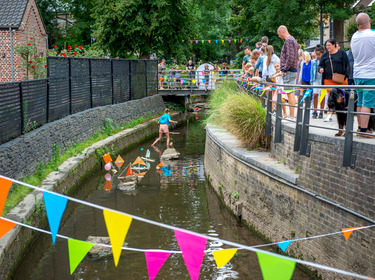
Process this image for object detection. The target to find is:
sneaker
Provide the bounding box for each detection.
[318,112,323,118]
[286,117,296,121]
[312,112,318,119]
[324,115,332,122]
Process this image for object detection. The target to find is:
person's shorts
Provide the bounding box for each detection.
[159,124,169,133]
[354,78,375,108]
[283,71,298,87]
[312,79,321,94]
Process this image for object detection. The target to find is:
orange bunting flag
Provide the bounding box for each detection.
[0,177,13,216]
[115,155,124,168]
[213,249,237,268]
[208,40,211,43]
[342,227,365,241]
[103,210,132,266]
[240,39,243,43]
[126,165,133,176]
[0,218,16,238]
[103,153,112,164]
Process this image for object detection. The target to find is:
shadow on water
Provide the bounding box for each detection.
[13,113,314,280]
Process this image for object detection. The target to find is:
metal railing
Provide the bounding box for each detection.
[0,57,158,145]
[241,81,375,168]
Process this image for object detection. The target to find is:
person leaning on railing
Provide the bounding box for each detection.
[351,12,375,138]
[318,38,350,122]
[158,59,166,89]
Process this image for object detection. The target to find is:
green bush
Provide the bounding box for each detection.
[206,81,270,149]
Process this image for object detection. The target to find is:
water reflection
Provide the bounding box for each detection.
[13,113,313,280]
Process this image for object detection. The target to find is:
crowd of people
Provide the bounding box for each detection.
[238,13,374,138]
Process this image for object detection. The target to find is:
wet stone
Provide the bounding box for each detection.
[86,236,128,260]
[161,148,180,160]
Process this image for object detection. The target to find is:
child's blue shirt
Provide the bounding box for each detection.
[159,114,171,125]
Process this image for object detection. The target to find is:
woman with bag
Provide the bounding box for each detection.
[319,39,350,121]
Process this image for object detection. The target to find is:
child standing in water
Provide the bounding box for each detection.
[152,108,178,148]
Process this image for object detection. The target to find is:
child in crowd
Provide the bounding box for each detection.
[271,61,287,118]
[262,45,279,81]
[204,64,210,91]
[310,44,325,119]
[213,64,220,87]
[301,51,311,86]
[174,66,181,89]
[221,62,229,77]
[167,67,175,90]
[152,108,178,149]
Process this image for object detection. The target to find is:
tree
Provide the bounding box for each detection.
[93,0,192,58]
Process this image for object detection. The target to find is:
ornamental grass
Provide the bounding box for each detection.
[206,81,270,149]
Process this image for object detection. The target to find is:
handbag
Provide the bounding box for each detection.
[329,53,345,84]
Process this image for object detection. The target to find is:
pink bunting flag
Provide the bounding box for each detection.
[145,251,171,280]
[229,39,231,43]
[195,40,198,44]
[174,230,207,280]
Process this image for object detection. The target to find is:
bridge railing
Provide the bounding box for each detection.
[241,81,375,168]
[0,57,158,145]
[158,69,244,91]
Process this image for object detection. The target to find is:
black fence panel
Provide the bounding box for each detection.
[21,79,48,130]
[130,60,146,100]
[112,60,130,103]
[0,82,22,143]
[91,59,112,107]
[71,58,91,113]
[146,60,158,96]
[48,57,70,121]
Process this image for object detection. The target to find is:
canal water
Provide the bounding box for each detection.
[14,113,313,280]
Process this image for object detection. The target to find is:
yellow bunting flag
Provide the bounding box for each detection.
[192,79,196,84]
[68,239,94,274]
[342,227,364,241]
[0,177,13,216]
[103,153,112,164]
[221,40,224,43]
[103,210,132,266]
[212,249,237,268]
[319,89,327,106]
[0,218,16,238]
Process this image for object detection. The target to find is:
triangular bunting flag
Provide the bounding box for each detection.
[212,249,237,268]
[68,239,94,274]
[174,230,207,280]
[201,40,204,44]
[43,191,68,243]
[195,40,198,44]
[277,240,294,252]
[103,209,132,266]
[240,39,243,43]
[246,39,249,41]
[202,79,206,84]
[221,40,224,43]
[0,177,13,216]
[215,40,218,43]
[190,40,193,44]
[181,79,185,84]
[115,155,124,169]
[0,218,16,238]
[342,227,364,241]
[145,251,171,280]
[228,39,231,43]
[208,40,211,43]
[182,40,184,42]
[234,39,237,43]
[257,252,296,280]
[103,153,112,164]
[319,89,327,106]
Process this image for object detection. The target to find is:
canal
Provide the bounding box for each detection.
[14,113,313,279]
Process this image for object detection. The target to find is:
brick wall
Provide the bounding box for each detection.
[205,125,375,280]
[0,0,46,83]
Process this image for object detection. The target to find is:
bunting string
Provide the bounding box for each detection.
[1,174,374,279]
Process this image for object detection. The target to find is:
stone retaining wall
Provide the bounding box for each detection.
[204,124,374,280]
[0,95,165,180]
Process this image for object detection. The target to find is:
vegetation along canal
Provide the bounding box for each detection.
[14,113,313,279]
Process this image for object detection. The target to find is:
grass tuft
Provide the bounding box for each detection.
[206,81,270,149]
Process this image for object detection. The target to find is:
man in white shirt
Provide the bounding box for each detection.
[351,13,375,138]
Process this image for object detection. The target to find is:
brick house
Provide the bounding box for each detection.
[0,0,47,83]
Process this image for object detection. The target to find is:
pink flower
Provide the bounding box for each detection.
[29,60,33,63]
[44,65,47,68]
[30,37,33,40]
[54,45,58,49]
[79,46,83,50]
[73,52,77,56]
[27,43,31,46]
[68,45,71,48]
[75,45,78,47]
[32,65,35,68]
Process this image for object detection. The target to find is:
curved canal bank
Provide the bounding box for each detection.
[204,124,375,280]
[0,106,185,280]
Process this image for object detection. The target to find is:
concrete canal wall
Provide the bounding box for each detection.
[204,124,375,280]
[0,95,186,279]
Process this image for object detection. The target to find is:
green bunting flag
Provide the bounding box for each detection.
[68,239,94,274]
[256,252,296,280]
[201,40,204,44]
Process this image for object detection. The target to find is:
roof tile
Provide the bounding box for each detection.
[0,0,28,28]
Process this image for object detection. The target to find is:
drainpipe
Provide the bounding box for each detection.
[9,27,14,82]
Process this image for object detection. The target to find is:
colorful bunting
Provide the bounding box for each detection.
[277,240,295,252]
[257,252,296,280]
[145,251,171,280]
[246,39,249,41]
[221,40,224,43]
[174,230,207,280]
[319,89,327,106]
[202,79,206,84]
[201,40,204,44]
[215,40,218,44]
[181,79,185,85]
[103,209,132,266]
[208,40,211,43]
[234,39,237,43]
[228,39,231,43]
[0,218,16,238]
[115,155,124,169]
[103,153,112,164]
[240,39,243,43]
[195,40,198,44]
[342,227,364,241]
[212,249,237,268]
[43,191,68,243]
[190,40,193,44]
[0,177,13,216]
[68,239,94,274]
[300,89,312,104]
